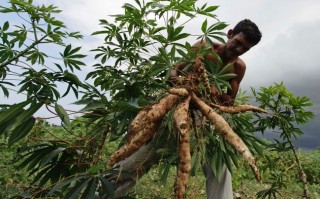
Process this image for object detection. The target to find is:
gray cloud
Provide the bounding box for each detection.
[241,20,320,149]
[243,20,320,102]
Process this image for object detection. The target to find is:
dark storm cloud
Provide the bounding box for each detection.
[242,20,320,149]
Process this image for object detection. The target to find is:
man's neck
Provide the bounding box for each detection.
[215,44,236,64]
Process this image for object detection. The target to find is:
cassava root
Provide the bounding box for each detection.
[108,122,158,167]
[210,103,268,114]
[168,88,189,97]
[108,94,179,167]
[127,94,179,143]
[173,96,191,198]
[192,93,261,181]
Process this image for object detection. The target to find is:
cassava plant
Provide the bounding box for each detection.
[0,0,115,198]
[253,83,315,199]
[0,0,316,198]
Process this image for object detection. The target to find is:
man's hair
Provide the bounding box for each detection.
[233,19,262,45]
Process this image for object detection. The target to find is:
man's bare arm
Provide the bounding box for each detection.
[219,59,246,105]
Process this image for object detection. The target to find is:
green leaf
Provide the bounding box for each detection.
[48,174,87,195]
[80,178,97,199]
[223,153,233,174]
[0,119,14,137]
[201,19,208,33]
[54,103,70,125]
[64,70,83,86]
[217,73,237,79]
[0,101,29,124]
[99,176,114,198]
[63,44,72,56]
[64,178,91,199]
[3,21,9,31]
[217,63,233,76]
[0,83,11,97]
[204,6,219,12]
[8,117,35,146]
[8,102,43,131]
[159,162,171,185]
[79,100,106,111]
[173,33,190,41]
[39,147,65,167]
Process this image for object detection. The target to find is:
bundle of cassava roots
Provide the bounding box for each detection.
[107,56,267,198]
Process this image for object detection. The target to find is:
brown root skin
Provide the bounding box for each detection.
[193,56,211,95]
[191,93,261,181]
[109,94,179,167]
[168,87,189,97]
[127,94,179,142]
[210,103,268,114]
[173,96,191,135]
[108,122,159,167]
[173,96,191,199]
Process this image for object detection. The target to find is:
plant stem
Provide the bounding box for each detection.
[0,34,48,68]
[284,131,309,199]
[31,18,38,42]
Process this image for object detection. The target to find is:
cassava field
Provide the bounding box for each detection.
[1,122,319,199]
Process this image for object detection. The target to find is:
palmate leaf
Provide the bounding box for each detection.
[17,142,84,190]
[64,178,92,199]
[48,174,114,198]
[48,174,88,195]
[18,144,57,170]
[80,178,97,199]
[204,60,236,91]
[61,44,86,72]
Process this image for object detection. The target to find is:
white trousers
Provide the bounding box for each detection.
[203,164,233,199]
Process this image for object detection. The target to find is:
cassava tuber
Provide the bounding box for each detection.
[173,96,191,199]
[192,93,261,181]
[210,103,268,114]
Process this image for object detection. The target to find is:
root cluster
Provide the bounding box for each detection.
[108,56,267,198]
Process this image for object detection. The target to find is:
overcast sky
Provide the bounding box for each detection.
[2,0,319,149]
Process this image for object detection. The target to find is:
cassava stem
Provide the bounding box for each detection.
[173,96,191,199]
[192,93,261,181]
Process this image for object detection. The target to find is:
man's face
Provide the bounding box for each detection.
[225,31,254,58]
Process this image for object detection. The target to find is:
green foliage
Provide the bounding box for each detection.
[252,82,315,198]
[300,149,320,184]
[0,0,87,147]
[0,0,317,198]
[0,138,33,199]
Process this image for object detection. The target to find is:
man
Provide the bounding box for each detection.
[171,19,261,199]
[172,19,261,106]
[110,19,262,199]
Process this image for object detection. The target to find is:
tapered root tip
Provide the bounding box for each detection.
[250,163,261,182]
[244,151,261,182]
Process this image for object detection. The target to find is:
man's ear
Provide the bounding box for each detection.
[227,29,233,39]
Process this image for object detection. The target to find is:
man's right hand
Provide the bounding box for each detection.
[210,85,220,96]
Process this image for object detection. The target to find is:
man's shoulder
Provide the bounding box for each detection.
[234,57,246,70]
